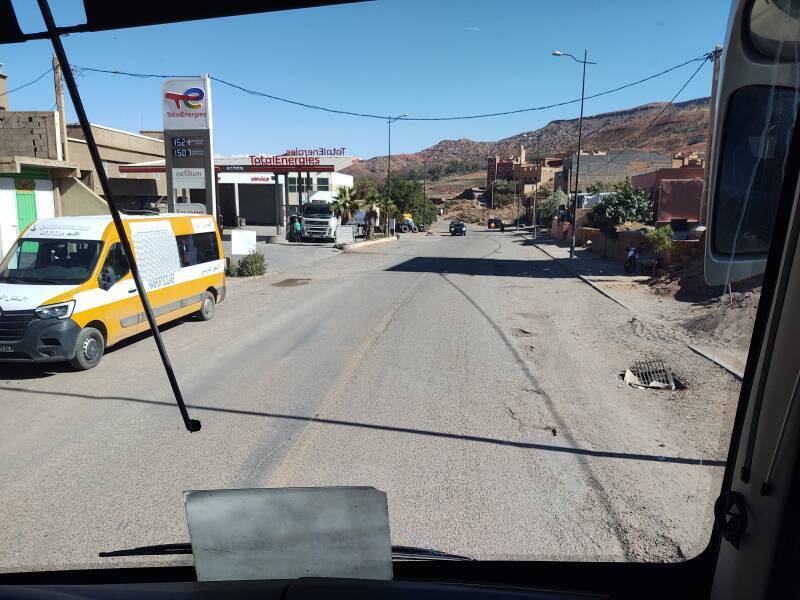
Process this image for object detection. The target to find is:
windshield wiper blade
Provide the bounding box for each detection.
[99,543,192,557]
[99,543,472,561]
[390,545,473,561]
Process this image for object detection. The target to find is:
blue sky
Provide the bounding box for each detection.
[3,0,730,158]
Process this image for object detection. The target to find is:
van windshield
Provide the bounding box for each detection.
[0,239,102,285]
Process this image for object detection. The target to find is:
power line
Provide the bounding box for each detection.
[70,52,713,122]
[0,67,53,98]
[585,55,711,175]
[398,53,712,121]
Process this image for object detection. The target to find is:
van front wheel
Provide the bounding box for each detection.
[69,327,105,370]
[198,291,216,321]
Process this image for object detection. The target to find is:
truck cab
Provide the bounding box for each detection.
[301,201,338,241]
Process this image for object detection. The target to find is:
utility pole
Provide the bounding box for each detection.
[52,54,69,163]
[52,54,68,217]
[533,132,541,239]
[490,156,498,210]
[422,152,427,229]
[386,113,407,235]
[552,49,595,258]
[699,45,722,226]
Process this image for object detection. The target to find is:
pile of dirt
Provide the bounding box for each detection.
[441,200,517,224]
[647,258,762,303]
[681,288,761,360]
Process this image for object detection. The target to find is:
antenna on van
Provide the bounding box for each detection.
[37,0,201,433]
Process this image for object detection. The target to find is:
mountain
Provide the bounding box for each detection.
[343,97,710,180]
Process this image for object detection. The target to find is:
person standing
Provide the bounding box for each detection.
[293,216,303,242]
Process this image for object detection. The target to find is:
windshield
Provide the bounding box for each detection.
[0,0,787,577]
[0,239,102,285]
[302,204,333,217]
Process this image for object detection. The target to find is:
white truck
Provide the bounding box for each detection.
[301,194,338,242]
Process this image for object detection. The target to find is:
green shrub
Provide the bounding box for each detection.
[539,190,564,227]
[235,250,267,277]
[644,225,673,261]
[592,178,653,238]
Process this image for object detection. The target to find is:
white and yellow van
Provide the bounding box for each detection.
[0,213,225,369]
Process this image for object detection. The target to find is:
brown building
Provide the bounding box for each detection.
[487,156,514,185]
[631,163,705,226]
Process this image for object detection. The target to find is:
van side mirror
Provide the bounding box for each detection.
[99,266,116,291]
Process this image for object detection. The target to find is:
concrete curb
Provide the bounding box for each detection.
[687,344,744,381]
[338,236,399,252]
[530,239,634,313]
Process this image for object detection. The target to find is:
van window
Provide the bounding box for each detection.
[0,238,102,285]
[176,232,219,267]
[196,232,220,263]
[99,243,130,286]
[176,235,200,267]
[712,85,799,256]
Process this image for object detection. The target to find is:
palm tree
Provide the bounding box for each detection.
[334,186,360,223]
[328,199,343,221]
[362,194,380,240]
[377,194,396,236]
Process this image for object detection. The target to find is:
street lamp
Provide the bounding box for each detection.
[387,113,408,234]
[553,49,595,259]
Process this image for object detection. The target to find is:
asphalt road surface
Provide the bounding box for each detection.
[0,224,739,572]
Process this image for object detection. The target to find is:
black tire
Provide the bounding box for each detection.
[69,326,105,370]
[198,291,216,321]
[400,224,410,233]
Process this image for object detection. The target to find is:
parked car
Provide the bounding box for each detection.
[450,221,466,236]
[487,218,502,230]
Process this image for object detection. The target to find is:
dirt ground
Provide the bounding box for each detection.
[442,200,519,224]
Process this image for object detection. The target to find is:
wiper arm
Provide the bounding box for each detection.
[390,545,473,561]
[99,543,472,561]
[99,543,192,557]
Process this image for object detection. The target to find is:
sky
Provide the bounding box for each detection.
[2,0,731,159]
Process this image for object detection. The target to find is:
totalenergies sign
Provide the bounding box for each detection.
[162,77,212,130]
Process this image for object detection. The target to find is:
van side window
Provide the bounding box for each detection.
[176,235,199,267]
[195,232,220,264]
[176,233,219,267]
[99,243,130,286]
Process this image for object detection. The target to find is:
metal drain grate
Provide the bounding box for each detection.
[624,358,676,390]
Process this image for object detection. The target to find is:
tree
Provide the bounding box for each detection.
[586,181,614,194]
[353,176,378,201]
[490,179,517,207]
[378,173,424,216]
[591,178,653,237]
[333,186,360,223]
[362,194,380,240]
[540,190,565,227]
[377,195,396,235]
[644,225,673,265]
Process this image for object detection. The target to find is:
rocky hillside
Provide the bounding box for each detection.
[344,97,709,180]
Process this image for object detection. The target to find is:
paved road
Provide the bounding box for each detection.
[0,224,738,572]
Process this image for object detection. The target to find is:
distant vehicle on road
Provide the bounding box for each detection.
[0,213,225,370]
[398,213,418,233]
[487,218,502,230]
[450,221,466,236]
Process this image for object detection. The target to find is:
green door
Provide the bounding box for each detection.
[15,182,37,231]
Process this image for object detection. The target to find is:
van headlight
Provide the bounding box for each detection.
[35,300,75,320]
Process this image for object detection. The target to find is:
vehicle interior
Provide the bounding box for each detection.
[1,0,799,598]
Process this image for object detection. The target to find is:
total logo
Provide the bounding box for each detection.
[164,87,204,109]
